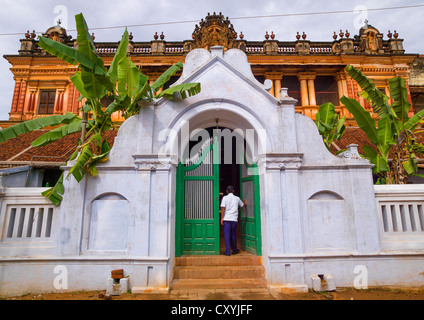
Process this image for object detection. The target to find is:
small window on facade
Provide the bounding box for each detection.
[315,76,339,106]
[282,76,301,106]
[38,90,56,114]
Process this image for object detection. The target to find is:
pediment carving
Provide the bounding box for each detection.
[191,12,238,50]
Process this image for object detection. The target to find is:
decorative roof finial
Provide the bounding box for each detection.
[393,30,399,39]
[364,19,369,28]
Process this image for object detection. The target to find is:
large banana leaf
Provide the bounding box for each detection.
[155,82,201,100]
[74,13,97,57]
[403,158,418,175]
[80,68,106,100]
[363,145,389,174]
[108,29,129,85]
[340,95,379,145]
[377,114,394,159]
[345,65,390,116]
[38,36,105,76]
[104,94,131,115]
[151,62,183,93]
[336,115,346,139]
[31,121,83,147]
[0,113,79,143]
[405,109,424,131]
[70,71,89,98]
[117,56,141,98]
[67,133,102,182]
[317,102,336,125]
[74,13,113,94]
[389,76,411,123]
[38,14,113,93]
[41,172,65,206]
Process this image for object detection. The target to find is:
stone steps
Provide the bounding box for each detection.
[174,265,265,279]
[170,254,268,290]
[175,255,262,267]
[170,278,268,290]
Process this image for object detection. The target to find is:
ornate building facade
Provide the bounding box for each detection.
[3,12,419,126]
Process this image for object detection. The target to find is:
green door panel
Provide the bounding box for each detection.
[176,137,220,256]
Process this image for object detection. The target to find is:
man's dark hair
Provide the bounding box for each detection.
[226,185,234,193]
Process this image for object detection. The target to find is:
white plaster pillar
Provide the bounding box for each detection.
[133,155,178,257]
[278,90,299,153]
[55,171,88,257]
[280,161,303,254]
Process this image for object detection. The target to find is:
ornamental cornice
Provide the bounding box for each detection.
[132,154,179,172]
[261,153,304,171]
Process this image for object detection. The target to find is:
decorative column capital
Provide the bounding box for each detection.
[264,72,283,80]
[297,72,316,81]
[335,71,347,81]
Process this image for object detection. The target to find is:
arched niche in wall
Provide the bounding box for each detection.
[88,193,130,252]
[307,190,353,253]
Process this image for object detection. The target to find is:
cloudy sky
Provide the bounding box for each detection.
[0,0,423,120]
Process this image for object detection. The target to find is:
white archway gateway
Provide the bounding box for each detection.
[2,46,424,297]
[84,46,381,293]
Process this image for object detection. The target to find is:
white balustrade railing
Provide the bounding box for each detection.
[374,184,424,251]
[0,188,58,256]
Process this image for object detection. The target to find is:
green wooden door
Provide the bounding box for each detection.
[240,159,262,255]
[175,137,220,256]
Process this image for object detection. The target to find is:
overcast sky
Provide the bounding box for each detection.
[0,0,423,120]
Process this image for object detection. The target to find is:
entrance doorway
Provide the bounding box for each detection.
[175,127,261,257]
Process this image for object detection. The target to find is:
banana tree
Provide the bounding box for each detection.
[315,102,346,152]
[340,65,424,184]
[0,13,200,205]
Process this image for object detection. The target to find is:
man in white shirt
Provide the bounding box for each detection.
[220,185,247,256]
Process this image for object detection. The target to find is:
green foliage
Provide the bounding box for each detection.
[41,173,64,206]
[0,113,79,143]
[342,65,424,184]
[315,102,346,152]
[156,83,202,100]
[1,12,200,205]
